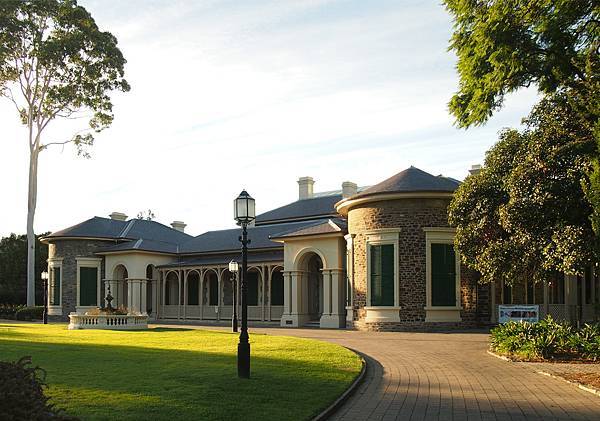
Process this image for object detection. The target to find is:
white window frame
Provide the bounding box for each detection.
[364,229,401,322]
[424,227,462,322]
[47,257,63,315]
[76,257,102,313]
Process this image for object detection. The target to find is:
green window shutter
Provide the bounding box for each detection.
[188,279,199,305]
[370,244,395,306]
[271,272,284,306]
[431,244,456,306]
[79,267,98,307]
[52,267,61,306]
[209,278,218,306]
[247,272,259,306]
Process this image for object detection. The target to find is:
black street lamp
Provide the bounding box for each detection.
[233,189,255,379]
[229,260,239,333]
[41,271,49,324]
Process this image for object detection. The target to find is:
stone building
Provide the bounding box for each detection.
[41,166,599,330]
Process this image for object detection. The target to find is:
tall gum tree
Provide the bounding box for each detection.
[0,0,129,305]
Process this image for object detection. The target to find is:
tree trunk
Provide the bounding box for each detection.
[26,148,39,306]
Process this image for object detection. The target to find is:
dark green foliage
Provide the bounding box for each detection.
[444,0,600,235]
[444,0,598,128]
[0,356,78,420]
[0,234,48,304]
[15,306,44,321]
[491,316,600,360]
[449,94,596,285]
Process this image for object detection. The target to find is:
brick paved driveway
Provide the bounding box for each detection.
[155,324,600,420]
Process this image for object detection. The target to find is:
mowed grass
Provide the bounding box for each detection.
[0,323,362,420]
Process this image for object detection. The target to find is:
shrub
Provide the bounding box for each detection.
[0,356,78,420]
[15,306,44,321]
[490,316,600,361]
[0,304,25,319]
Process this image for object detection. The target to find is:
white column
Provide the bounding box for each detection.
[151,279,158,319]
[322,269,332,316]
[199,270,204,320]
[320,269,345,328]
[217,269,222,321]
[183,271,188,320]
[177,271,182,320]
[140,279,148,315]
[162,272,166,317]
[127,279,143,315]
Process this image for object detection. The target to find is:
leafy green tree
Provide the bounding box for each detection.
[444,0,598,128]
[0,233,48,304]
[0,0,129,305]
[449,95,596,285]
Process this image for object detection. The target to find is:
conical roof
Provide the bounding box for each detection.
[351,166,460,199]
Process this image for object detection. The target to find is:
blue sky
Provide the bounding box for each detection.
[0,0,538,237]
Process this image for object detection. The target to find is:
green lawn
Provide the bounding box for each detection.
[0,323,362,420]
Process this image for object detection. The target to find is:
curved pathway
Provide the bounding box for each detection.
[155,324,600,420]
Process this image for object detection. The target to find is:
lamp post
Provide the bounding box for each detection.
[229,260,239,333]
[233,189,255,379]
[41,271,49,324]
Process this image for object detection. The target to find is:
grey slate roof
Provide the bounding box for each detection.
[96,239,181,254]
[44,217,192,254]
[179,219,333,254]
[255,195,341,224]
[350,166,460,199]
[270,218,347,239]
[158,250,284,268]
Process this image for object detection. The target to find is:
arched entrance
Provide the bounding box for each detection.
[113,264,128,309]
[305,254,323,321]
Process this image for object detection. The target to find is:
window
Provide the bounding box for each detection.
[585,266,592,305]
[79,267,98,306]
[370,244,395,306]
[424,228,461,322]
[50,266,61,306]
[501,281,512,304]
[549,274,565,304]
[271,271,284,306]
[430,244,457,306]
[247,272,259,306]
[208,276,218,306]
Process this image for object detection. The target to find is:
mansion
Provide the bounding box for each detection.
[42,166,599,330]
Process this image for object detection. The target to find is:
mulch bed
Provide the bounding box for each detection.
[562,373,600,390]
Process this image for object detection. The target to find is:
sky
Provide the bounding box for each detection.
[0,0,539,238]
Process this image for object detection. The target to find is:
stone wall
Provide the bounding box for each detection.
[347,197,489,331]
[48,239,109,321]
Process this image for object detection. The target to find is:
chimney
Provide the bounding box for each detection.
[171,221,186,232]
[298,176,314,200]
[342,181,358,198]
[469,164,482,175]
[109,212,128,221]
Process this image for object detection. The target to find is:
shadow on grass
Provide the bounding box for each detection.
[0,333,359,421]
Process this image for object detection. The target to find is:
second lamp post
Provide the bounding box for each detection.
[233,189,255,379]
[229,260,239,333]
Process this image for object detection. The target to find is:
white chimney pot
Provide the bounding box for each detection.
[171,221,186,232]
[469,164,482,175]
[109,212,128,221]
[298,176,315,200]
[342,181,358,198]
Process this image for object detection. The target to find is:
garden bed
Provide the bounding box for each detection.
[490,316,600,362]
